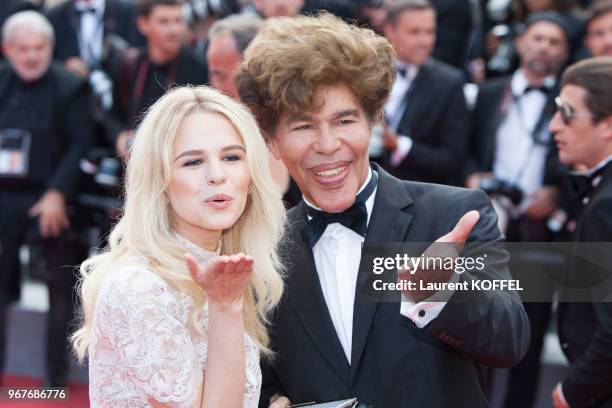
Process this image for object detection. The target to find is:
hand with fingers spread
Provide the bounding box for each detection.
[185,252,254,310]
[398,210,480,302]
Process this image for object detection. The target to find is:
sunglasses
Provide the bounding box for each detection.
[554,97,596,125]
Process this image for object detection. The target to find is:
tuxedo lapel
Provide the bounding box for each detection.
[286,203,351,382]
[350,164,414,380]
[397,64,429,137]
[484,81,512,170]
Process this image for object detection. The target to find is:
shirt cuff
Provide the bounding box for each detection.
[390,135,413,167]
[556,383,570,407]
[400,271,460,328]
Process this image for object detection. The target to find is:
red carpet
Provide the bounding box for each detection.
[0,375,88,407]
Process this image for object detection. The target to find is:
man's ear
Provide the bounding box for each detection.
[600,115,612,142]
[136,15,149,36]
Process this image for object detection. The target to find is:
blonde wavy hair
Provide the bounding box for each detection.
[72,86,286,361]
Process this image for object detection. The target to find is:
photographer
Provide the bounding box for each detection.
[0,11,93,386]
[465,11,570,408]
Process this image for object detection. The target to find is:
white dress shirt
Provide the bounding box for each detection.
[384,62,419,167]
[304,168,451,363]
[493,69,556,214]
[75,0,106,65]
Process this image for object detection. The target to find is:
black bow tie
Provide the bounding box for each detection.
[569,164,608,202]
[397,67,407,78]
[524,85,551,95]
[76,6,97,14]
[301,170,378,248]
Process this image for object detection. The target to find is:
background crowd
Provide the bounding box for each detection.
[0,0,611,407]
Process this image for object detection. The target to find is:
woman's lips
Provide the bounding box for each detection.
[204,194,233,209]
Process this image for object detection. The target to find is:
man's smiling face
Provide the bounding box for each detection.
[269,82,371,212]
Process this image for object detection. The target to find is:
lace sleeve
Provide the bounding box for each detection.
[93,266,203,408]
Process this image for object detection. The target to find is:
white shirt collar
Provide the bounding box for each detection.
[75,0,105,15]
[395,61,419,82]
[511,69,556,97]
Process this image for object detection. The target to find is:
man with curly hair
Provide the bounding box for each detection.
[237,13,530,407]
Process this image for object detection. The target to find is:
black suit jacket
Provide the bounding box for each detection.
[46,0,145,63]
[558,162,612,408]
[389,59,469,186]
[261,163,530,407]
[0,63,93,198]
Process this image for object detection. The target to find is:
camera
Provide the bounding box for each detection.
[80,148,122,189]
[479,177,524,205]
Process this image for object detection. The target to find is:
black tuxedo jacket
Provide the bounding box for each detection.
[558,162,612,408]
[46,0,144,63]
[466,74,565,188]
[261,163,530,407]
[388,59,469,186]
[0,63,93,198]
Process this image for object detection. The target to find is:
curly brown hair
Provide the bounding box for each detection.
[236,12,396,140]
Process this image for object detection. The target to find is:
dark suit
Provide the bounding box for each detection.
[468,74,569,407]
[0,62,93,382]
[558,161,612,408]
[260,163,530,407]
[46,0,144,63]
[388,59,469,186]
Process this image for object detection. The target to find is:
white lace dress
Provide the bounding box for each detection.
[88,239,261,408]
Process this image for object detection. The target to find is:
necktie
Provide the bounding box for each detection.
[301,170,378,248]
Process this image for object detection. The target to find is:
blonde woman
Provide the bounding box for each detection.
[72,86,285,408]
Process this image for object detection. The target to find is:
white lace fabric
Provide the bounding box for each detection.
[88,237,261,407]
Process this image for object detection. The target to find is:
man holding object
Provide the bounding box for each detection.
[237,13,530,407]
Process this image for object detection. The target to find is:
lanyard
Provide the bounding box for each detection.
[128,57,178,122]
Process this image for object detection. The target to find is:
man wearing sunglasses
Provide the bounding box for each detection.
[466,11,571,408]
[549,56,612,408]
